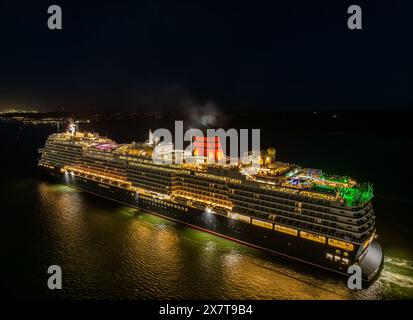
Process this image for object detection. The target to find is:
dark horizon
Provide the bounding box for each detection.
[0,0,412,112]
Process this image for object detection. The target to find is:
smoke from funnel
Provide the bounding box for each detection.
[184,100,226,129]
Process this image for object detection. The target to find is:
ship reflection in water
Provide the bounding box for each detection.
[33,181,412,299]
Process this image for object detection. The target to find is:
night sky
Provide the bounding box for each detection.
[0,0,412,112]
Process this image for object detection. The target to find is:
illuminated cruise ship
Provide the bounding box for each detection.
[38,122,383,281]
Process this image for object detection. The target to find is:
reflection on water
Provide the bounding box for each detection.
[4,180,413,299]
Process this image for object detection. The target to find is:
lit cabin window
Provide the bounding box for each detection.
[228,213,251,223]
[328,239,354,251]
[274,224,298,236]
[300,231,326,244]
[252,219,273,230]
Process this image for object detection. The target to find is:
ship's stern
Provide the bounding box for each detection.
[358,240,384,282]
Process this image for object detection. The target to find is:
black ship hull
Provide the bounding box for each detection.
[44,168,383,283]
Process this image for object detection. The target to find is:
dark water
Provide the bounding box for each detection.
[1,121,412,299]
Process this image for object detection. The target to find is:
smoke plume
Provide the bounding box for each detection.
[183,100,226,129]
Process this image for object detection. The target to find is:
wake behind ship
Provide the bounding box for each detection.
[38,122,383,282]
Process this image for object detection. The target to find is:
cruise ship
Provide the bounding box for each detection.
[38,122,383,282]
